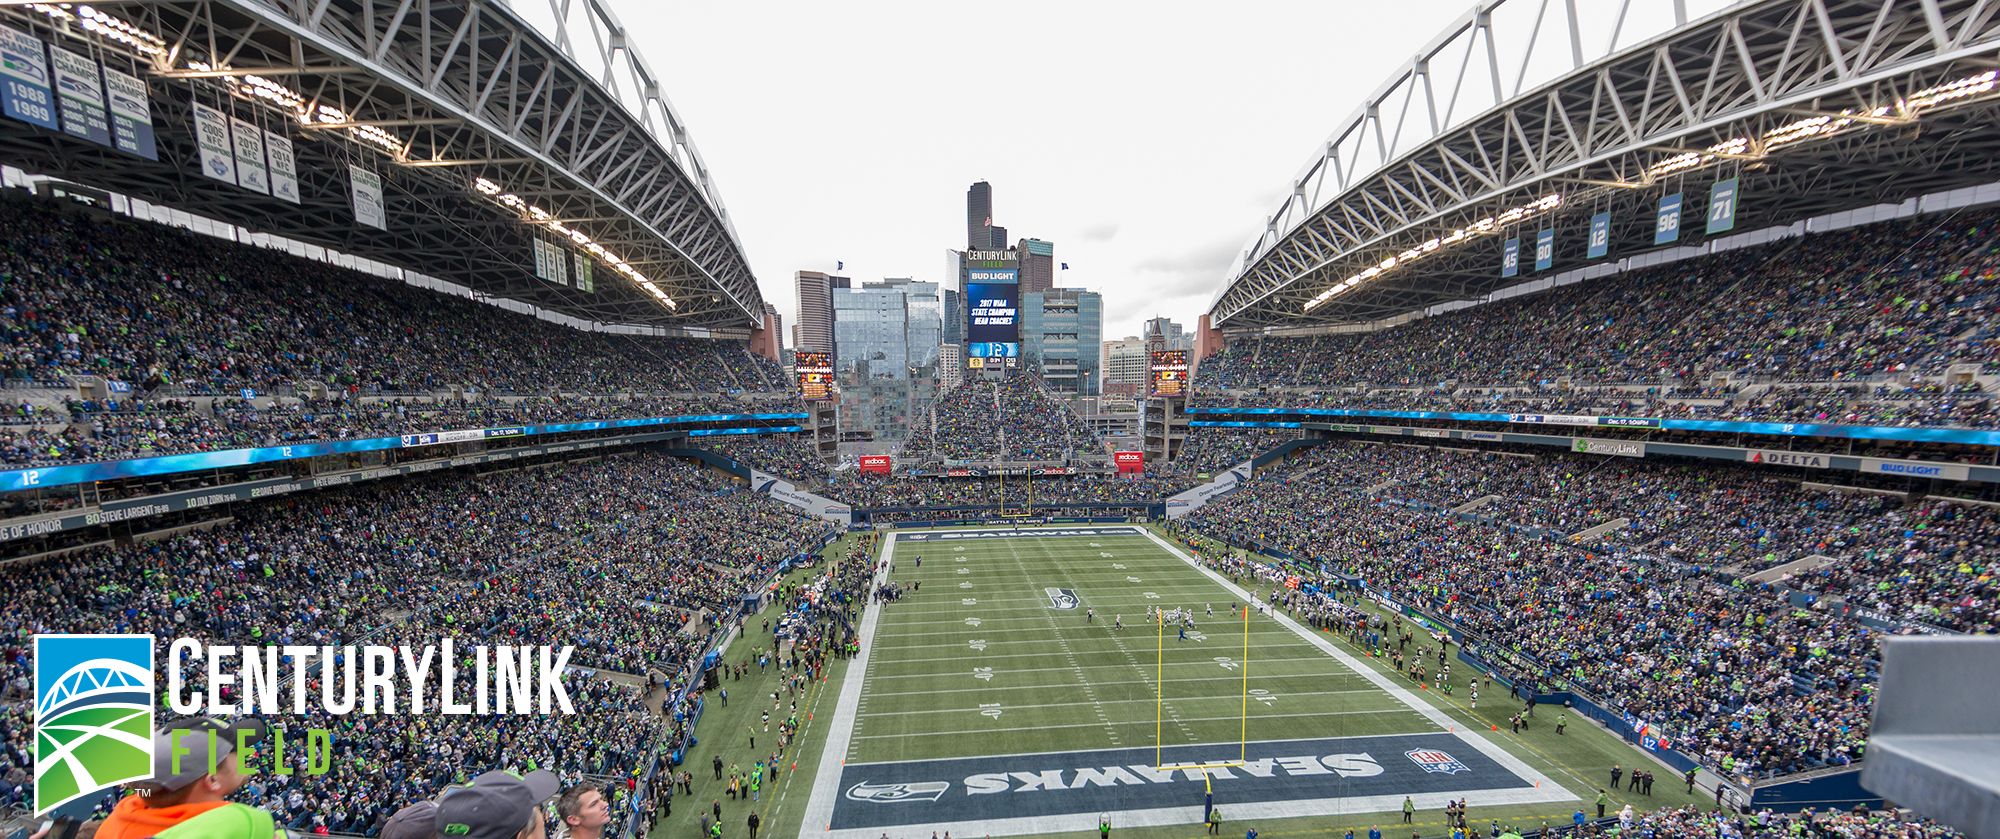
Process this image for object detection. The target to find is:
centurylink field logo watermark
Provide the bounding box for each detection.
[33,635,579,815]
[34,635,156,815]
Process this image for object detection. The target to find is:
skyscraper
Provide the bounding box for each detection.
[1017,238,1055,295]
[794,270,850,356]
[966,181,993,250]
[832,278,945,442]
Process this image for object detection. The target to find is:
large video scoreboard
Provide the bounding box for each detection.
[1149,350,1188,398]
[796,351,834,401]
[965,248,1019,365]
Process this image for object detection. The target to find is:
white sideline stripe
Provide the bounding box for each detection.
[1135,527,1578,803]
[849,707,1421,739]
[800,536,895,834]
[862,672,1374,696]
[855,688,1388,718]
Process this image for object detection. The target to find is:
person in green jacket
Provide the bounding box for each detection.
[1207,806,1222,834]
[1402,796,1415,823]
[1595,789,1610,818]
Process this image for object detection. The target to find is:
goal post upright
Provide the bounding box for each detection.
[1152,597,1255,772]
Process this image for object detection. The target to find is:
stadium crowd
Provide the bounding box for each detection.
[0,450,837,835]
[1178,440,1997,780]
[902,373,1103,462]
[1196,207,2000,429]
[0,196,797,469]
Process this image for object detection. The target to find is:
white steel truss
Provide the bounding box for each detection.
[1212,0,2000,330]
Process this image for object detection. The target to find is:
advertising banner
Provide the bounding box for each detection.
[1113,450,1144,475]
[101,65,155,159]
[48,45,109,146]
[1744,450,1829,469]
[1860,457,1969,481]
[859,455,891,475]
[1572,437,1646,458]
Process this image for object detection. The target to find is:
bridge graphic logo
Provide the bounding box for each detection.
[33,634,155,815]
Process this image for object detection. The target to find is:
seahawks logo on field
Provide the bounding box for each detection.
[845,780,950,803]
[1045,587,1079,610]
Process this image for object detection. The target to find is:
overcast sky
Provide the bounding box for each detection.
[619,0,1469,342]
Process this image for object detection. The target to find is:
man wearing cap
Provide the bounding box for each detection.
[435,769,561,839]
[99,718,278,839]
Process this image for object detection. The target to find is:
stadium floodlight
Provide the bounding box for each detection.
[1154,598,1254,771]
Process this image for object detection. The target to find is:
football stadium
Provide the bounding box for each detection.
[2,1,1998,838]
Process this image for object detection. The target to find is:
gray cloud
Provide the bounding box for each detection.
[1078,222,1120,242]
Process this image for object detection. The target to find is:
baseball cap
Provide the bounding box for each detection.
[136,718,268,791]
[379,800,439,839]
[435,770,559,839]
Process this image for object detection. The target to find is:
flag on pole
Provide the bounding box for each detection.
[836,261,844,270]
[1061,263,1070,270]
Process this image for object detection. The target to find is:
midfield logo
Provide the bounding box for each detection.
[1045,588,1079,610]
[34,634,156,815]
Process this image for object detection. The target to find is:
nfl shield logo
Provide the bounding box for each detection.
[1406,749,1470,775]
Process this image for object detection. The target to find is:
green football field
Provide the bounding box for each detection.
[778,524,1713,839]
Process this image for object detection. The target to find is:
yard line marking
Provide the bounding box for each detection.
[848,707,1421,740]
[855,688,1389,717]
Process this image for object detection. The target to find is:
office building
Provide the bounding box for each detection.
[967,181,993,250]
[1101,335,1148,396]
[1143,317,1193,352]
[831,278,945,442]
[793,270,850,355]
[1021,288,1103,394]
[1018,238,1055,295]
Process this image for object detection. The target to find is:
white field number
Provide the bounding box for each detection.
[973,667,994,682]
[979,703,1002,718]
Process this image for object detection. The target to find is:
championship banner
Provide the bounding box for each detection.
[229,117,269,195]
[573,252,594,292]
[548,240,568,286]
[1706,177,1739,234]
[1654,193,1683,244]
[1500,237,1519,277]
[533,238,549,280]
[0,25,57,129]
[48,45,109,147]
[1587,211,1610,259]
[101,66,155,159]
[264,130,298,203]
[1534,228,1554,272]
[349,165,385,230]
[192,103,236,185]
[1113,450,1144,475]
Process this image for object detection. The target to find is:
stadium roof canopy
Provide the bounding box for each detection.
[1209,0,2000,331]
[0,0,765,332]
